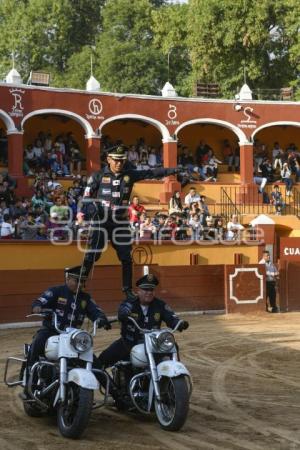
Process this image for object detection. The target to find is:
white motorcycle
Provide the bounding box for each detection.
[109,317,192,431]
[4,311,111,439]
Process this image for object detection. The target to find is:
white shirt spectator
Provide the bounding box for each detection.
[33,145,44,158]
[0,220,14,237]
[226,216,244,240]
[148,151,157,167]
[184,191,201,207]
[25,148,35,160]
[127,148,139,165]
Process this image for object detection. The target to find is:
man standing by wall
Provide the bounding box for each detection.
[259,250,279,313]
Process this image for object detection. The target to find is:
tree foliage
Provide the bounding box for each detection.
[0,0,298,98]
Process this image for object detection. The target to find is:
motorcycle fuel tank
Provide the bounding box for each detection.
[130,344,148,368]
[45,335,60,360]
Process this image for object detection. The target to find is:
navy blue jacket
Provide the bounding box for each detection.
[32,285,107,330]
[118,297,180,345]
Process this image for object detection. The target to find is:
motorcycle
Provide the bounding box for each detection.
[4,311,112,439]
[107,317,192,431]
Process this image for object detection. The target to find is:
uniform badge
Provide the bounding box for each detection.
[102,177,111,184]
[80,300,87,310]
[123,187,129,194]
[44,290,54,298]
[101,200,110,207]
[154,313,161,322]
[147,274,154,282]
[102,188,111,195]
[123,175,130,184]
[112,191,120,197]
[113,179,120,186]
[58,297,67,305]
[130,313,139,318]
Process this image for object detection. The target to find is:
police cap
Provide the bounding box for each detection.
[136,273,159,289]
[108,146,127,160]
[65,265,88,280]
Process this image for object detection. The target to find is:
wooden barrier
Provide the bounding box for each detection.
[0,265,225,323]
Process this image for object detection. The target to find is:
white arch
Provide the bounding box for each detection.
[252,121,300,141]
[99,114,171,141]
[21,109,95,137]
[174,118,248,144]
[0,109,17,133]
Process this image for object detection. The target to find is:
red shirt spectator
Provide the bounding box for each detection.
[128,196,145,224]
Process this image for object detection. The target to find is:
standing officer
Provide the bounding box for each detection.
[259,250,279,313]
[95,273,189,368]
[80,146,178,301]
[28,265,110,368]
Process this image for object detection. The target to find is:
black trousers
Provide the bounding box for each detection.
[27,327,57,367]
[83,221,133,290]
[96,338,132,369]
[266,281,277,309]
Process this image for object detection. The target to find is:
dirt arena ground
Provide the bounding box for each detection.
[2,313,300,450]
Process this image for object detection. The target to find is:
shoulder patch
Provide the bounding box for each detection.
[164,304,173,312]
[44,290,54,298]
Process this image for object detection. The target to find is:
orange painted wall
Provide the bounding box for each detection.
[23,115,86,156]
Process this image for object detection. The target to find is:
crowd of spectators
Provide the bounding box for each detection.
[23,131,83,177]
[253,140,300,198]
[128,189,246,242]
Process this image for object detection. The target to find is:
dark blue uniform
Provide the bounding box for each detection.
[96,297,180,368]
[28,285,108,366]
[82,165,176,290]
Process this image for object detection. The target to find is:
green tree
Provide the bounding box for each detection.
[282,0,300,99]
[0,0,104,83]
[95,0,167,94]
[187,0,294,98]
[152,3,192,96]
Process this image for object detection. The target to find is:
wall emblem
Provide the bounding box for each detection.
[9,88,25,118]
[166,104,179,126]
[237,106,258,129]
[86,98,104,121]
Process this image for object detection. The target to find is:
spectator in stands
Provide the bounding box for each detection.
[272,142,284,170]
[254,143,268,172]
[128,196,146,226]
[184,186,201,208]
[259,158,275,183]
[281,162,293,196]
[226,214,244,240]
[9,198,27,219]
[69,145,82,177]
[169,191,183,215]
[50,196,69,222]
[0,200,9,223]
[0,213,14,239]
[203,216,217,240]
[148,148,158,168]
[199,195,210,226]
[270,185,285,215]
[127,145,139,167]
[140,216,156,239]
[18,212,39,240]
[31,189,47,211]
[215,216,226,240]
[188,213,202,239]
[203,153,222,181]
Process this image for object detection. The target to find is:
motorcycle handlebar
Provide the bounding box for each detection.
[127,316,183,333]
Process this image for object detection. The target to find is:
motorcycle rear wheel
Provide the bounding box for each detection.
[57,382,93,439]
[154,375,189,431]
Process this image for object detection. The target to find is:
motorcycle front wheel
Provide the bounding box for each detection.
[57,382,93,439]
[154,375,189,431]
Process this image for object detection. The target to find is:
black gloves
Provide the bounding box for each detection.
[177,320,189,332]
[98,318,112,330]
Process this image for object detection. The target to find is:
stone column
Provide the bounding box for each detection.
[159,139,181,203]
[85,136,101,174]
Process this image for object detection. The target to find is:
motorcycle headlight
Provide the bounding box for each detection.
[71,331,93,353]
[154,331,175,352]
